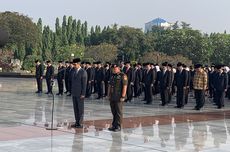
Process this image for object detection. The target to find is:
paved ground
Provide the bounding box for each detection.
[0,77,230,152]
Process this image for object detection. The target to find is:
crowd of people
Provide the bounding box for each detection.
[35,60,230,110]
[35,59,230,131]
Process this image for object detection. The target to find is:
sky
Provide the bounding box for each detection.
[1,0,230,33]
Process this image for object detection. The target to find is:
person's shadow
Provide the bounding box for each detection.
[110,132,122,152]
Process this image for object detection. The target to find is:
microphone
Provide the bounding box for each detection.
[0,28,9,48]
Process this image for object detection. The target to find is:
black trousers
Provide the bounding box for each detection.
[46,78,52,93]
[185,88,189,104]
[97,81,103,98]
[110,100,123,128]
[176,87,185,107]
[209,86,214,98]
[227,88,230,100]
[160,88,169,105]
[216,90,225,108]
[134,82,141,97]
[69,80,72,94]
[65,78,69,92]
[145,84,153,103]
[86,82,92,97]
[104,81,109,97]
[194,89,205,109]
[57,79,64,94]
[36,78,42,92]
[126,84,133,101]
[72,96,84,125]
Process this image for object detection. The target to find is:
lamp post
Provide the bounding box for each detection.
[70,53,74,61]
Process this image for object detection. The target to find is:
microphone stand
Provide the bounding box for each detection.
[46,80,57,130]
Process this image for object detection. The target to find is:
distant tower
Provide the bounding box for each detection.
[145,18,172,33]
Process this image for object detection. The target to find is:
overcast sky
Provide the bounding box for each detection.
[1,0,230,33]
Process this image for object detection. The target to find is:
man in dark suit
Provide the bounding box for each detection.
[67,62,74,96]
[134,63,143,98]
[64,61,71,94]
[183,64,190,105]
[35,60,43,93]
[104,62,112,97]
[213,65,228,109]
[143,63,155,104]
[167,64,174,103]
[124,61,135,102]
[85,62,93,98]
[45,60,54,94]
[56,61,65,96]
[175,62,188,108]
[159,62,171,106]
[71,58,87,128]
[95,61,105,99]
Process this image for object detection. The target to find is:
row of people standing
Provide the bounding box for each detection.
[35,59,230,110]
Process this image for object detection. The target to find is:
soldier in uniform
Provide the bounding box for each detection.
[45,60,54,94]
[35,60,44,93]
[56,61,65,96]
[108,65,128,132]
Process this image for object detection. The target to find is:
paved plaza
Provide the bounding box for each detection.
[0,77,230,152]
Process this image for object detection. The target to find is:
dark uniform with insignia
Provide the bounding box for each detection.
[108,71,128,131]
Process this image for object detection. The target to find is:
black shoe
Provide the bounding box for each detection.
[64,91,68,94]
[67,94,71,96]
[160,103,166,106]
[71,124,83,128]
[96,97,102,99]
[108,126,116,131]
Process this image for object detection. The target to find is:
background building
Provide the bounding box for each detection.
[145,18,172,32]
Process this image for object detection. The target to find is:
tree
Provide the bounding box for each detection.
[84,43,118,62]
[36,18,43,56]
[172,21,179,30]
[61,15,68,46]
[54,44,85,61]
[181,21,191,29]
[0,11,39,61]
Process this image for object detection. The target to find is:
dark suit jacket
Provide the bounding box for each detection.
[214,72,228,91]
[86,67,93,82]
[159,70,171,89]
[57,66,65,80]
[95,67,105,82]
[175,70,188,88]
[65,66,71,80]
[124,67,134,84]
[45,65,54,79]
[134,68,142,85]
[105,68,112,82]
[35,64,43,78]
[143,69,155,85]
[71,68,87,97]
